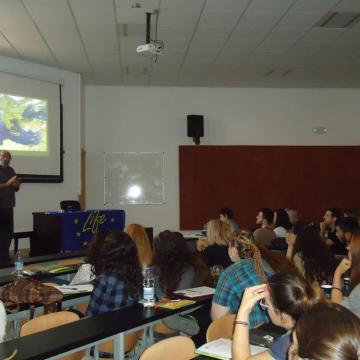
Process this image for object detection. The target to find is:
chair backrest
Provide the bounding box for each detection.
[206,314,236,342]
[140,336,196,360]
[20,311,85,360]
[60,200,81,212]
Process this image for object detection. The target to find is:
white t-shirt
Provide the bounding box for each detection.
[273,226,287,238]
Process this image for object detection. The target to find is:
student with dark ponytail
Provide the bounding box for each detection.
[232,271,324,360]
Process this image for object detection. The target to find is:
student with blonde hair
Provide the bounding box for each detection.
[198,219,232,269]
[125,223,153,270]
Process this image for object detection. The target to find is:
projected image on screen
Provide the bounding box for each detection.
[0,93,48,153]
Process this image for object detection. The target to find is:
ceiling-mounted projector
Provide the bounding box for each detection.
[137,43,162,55]
[136,12,163,55]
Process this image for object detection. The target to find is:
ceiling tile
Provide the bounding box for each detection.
[231,26,270,40]
[247,0,295,12]
[189,38,226,50]
[217,50,251,61]
[222,39,259,52]
[334,0,360,12]
[291,0,339,12]
[194,26,233,39]
[267,27,307,40]
[160,0,206,12]
[158,26,194,39]
[257,40,295,51]
[277,11,323,27]
[204,0,250,11]
[158,11,200,27]
[238,11,284,28]
[198,11,241,28]
[301,28,346,42]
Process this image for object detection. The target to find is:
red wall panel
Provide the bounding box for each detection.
[179,145,360,230]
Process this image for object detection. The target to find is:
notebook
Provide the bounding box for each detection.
[173,286,215,298]
[196,338,265,360]
[156,298,195,309]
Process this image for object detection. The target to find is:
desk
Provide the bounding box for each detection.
[0,298,212,360]
[32,210,125,256]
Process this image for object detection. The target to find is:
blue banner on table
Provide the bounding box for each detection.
[48,210,125,251]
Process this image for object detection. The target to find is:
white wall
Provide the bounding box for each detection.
[0,55,81,247]
[85,86,360,234]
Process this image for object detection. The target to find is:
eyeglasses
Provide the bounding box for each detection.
[259,298,278,311]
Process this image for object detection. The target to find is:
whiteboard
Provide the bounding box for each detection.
[104,152,165,205]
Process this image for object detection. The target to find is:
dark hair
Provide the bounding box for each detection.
[293,222,336,283]
[152,230,199,295]
[337,217,359,234]
[268,271,323,321]
[219,207,234,219]
[85,230,111,276]
[350,229,360,289]
[274,208,292,231]
[344,208,360,219]
[295,303,360,360]
[100,231,143,299]
[327,207,342,221]
[260,208,274,224]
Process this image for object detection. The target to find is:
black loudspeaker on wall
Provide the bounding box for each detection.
[187,114,204,145]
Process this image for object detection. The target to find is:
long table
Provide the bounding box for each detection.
[0,298,212,360]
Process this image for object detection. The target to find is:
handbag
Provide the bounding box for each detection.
[0,277,63,318]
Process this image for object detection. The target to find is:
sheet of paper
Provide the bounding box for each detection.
[56,284,93,294]
[174,286,215,298]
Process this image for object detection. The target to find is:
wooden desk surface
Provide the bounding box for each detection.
[0,298,212,360]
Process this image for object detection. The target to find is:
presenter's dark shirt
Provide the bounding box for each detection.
[0,165,16,208]
[201,244,232,269]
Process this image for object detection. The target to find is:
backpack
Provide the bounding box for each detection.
[0,277,63,318]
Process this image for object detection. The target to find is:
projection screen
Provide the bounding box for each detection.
[0,72,62,182]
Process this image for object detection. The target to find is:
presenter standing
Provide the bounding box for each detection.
[0,150,20,262]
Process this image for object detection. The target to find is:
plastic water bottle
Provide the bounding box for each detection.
[143,267,155,307]
[14,250,23,277]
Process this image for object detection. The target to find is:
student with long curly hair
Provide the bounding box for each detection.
[332,228,360,318]
[286,221,336,284]
[87,231,143,317]
[290,303,360,360]
[125,223,153,270]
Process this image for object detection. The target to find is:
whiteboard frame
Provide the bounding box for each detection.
[103,151,165,205]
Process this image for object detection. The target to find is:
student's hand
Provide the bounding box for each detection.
[237,284,268,317]
[335,258,351,276]
[319,221,326,233]
[285,232,296,246]
[6,176,17,187]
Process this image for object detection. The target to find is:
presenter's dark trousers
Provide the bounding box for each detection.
[0,207,14,262]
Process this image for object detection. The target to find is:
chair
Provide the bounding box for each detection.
[60,200,81,212]
[206,314,235,342]
[139,336,196,360]
[20,311,85,360]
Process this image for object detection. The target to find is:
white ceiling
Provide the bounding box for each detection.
[0,0,360,87]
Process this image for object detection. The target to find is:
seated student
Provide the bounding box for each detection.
[286,222,336,285]
[320,207,346,255]
[211,230,274,326]
[152,230,207,335]
[331,228,360,318]
[253,208,276,247]
[87,231,142,317]
[198,219,232,269]
[273,209,292,238]
[285,208,299,225]
[70,230,110,285]
[290,303,360,360]
[125,223,153,270]
[232,271,323,360]
[219,207,240,233]
[344,208,360,227]
[335,216,359,247]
